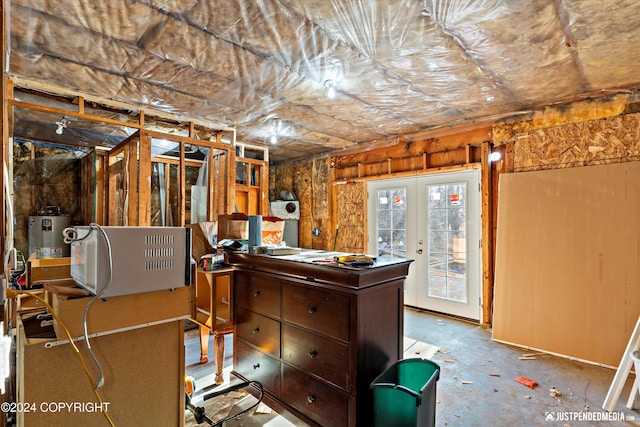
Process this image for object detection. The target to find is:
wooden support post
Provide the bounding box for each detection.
[179,142,185,225]
[260,161,269,215]
[164,163,171,225]
[480,142,493,325]
[207,147,216,221]
[603,315,640,412]
[138,132,152,225]
[126,143,138,226]
[77,96,84,114]
[226,134,235,215]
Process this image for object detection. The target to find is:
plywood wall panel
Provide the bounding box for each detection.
[334,181,366,254]
[492,161,640,367]
[512,113,640,171]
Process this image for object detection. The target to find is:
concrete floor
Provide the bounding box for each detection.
[404,307,639,427]
[185,309,640,426]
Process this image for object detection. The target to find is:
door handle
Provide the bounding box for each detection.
[416,249,423,254]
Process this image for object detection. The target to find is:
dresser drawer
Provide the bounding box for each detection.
[234,340,281,396]
[236,308,281,358]
[283,283,349,342]
[235,270,281,318]
[281,364,349,427]
[282,324,349,390]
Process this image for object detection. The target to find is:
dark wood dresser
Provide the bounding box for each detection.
[226,251,412,427]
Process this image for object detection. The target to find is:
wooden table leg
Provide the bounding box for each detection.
[199,325,210,364]
[214,332,225,384]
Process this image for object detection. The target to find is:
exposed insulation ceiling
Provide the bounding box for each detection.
[8,0,640,163]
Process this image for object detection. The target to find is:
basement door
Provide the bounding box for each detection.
[367,170,482,321]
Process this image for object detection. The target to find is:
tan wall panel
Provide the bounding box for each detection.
[492,161,640,367]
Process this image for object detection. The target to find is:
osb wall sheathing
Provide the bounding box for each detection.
[493,93,629,144]
[511,113,640,171]
[333,181,366,254]
[269,158,330,250]
[494,93,640,172]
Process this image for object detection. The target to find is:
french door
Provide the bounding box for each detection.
[367,170,482,321]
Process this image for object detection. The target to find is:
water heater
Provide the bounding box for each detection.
[28,215,71,258]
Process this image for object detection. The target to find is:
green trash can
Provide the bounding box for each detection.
[370,358,440,427]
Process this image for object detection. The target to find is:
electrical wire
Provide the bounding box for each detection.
[63,224,114,391]
[5,288,116,427]
[3,161,15,270]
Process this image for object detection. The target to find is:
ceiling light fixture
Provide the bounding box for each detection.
[325,80,336,99]
[269,120,281,144]
[489,151,502,162]
[55,118,68,135]
[421,0,430,16]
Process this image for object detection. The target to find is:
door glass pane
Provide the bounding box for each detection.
[427,182,467,302]
[375,188,406,258]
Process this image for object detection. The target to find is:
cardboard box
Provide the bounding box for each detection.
[218,213,249,240]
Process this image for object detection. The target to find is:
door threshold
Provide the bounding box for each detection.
[404,305,481,325]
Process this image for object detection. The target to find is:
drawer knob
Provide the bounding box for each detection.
[306,395,316,404]
[308,306,317,314]
[253,363,260,370]
[253,290,261,297]
[308,350,318,359]
[252,327,260,334]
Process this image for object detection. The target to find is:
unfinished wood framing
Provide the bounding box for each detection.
[79,151,95,224]
[330,127,491,180]
[138,132,152,225]
[104,130,233,226]
[332,145,484,181]
[178,139,185,225]
[3,82,236,232]
[480,142,494,325]
[234,156,269,216]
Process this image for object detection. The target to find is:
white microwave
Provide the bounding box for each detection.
[70,226,191,298]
